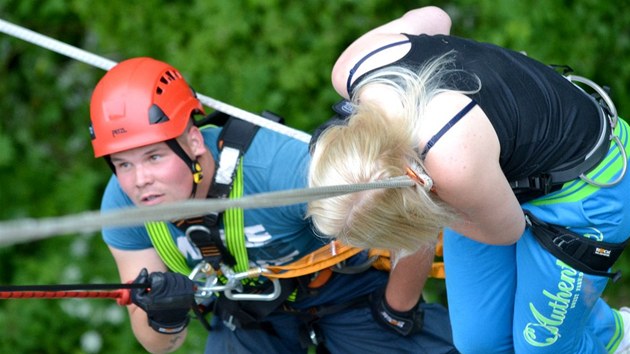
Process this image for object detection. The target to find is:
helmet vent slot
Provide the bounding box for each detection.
[148,104,170,124]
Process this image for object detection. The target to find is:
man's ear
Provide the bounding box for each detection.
[186,126,207,155]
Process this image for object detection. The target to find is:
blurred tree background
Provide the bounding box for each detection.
[0,0,629,352]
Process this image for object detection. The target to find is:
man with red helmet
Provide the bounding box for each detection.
[89,57,458,353]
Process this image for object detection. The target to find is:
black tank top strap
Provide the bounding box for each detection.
[420,99,478,160]
[346,39,411,95]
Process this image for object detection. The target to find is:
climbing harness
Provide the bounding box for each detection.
[525,211,627,281]
[142,110,445,335]
[172,115,265,274]
[509,70,627,198]
[565,74,627,187]
[146,111,304,330]
[515,69,628,281]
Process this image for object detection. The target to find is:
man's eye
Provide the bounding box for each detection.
[115,162,130,170]
[150,154,161,161]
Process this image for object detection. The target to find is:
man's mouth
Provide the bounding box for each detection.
[140,194,163,205]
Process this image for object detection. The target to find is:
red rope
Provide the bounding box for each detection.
[0,289,131,305]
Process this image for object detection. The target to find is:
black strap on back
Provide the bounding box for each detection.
[208,117,260,198]
[509,73,613,201]
[309,99,354,153]
[176,112,282,270]
[509,102,610,197]
[524,210,626,281]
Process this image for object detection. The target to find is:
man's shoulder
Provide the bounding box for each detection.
[101,175,134,210]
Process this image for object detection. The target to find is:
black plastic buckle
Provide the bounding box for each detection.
[529,174,553,194]
[552,233,577,248]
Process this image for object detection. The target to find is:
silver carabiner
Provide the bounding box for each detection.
[566,74,617,128]
[189,262,282,302]
[566,75,627,187]
[222,265,282,302]
[188,261,225,299]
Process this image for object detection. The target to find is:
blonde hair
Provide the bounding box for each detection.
[308,52,480,253]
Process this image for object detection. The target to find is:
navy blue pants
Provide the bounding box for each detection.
[204,302,458,354]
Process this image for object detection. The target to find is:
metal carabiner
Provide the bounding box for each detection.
[579,134,628,188]
[566,75,628,187]
[188,261,225,299]
[188,261,282,302]
[566,74,617,128]
[221,265,282,302]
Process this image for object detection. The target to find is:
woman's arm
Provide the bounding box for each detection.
[385,245,435,311]
[423,93,525,245]
[331,6,452,98]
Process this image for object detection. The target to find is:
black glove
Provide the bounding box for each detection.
[131,268,196,334]
[369,286,424,336]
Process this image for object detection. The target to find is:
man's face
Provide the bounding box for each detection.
[110,142,193,206]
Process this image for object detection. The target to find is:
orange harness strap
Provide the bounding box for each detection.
[367,249,445,279]
[263,241,363,279]
[262,234,446,280]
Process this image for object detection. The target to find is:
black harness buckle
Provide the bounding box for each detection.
[552,233,577,248]
[531,174,552,195]
[524,210,626,281]
[509,174,552,194]
[175,215,236,270]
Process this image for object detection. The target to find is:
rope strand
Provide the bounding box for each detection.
[0,18,416,246]
[0,289,131,305]
[0,17,311,143]
[0,178,414,245]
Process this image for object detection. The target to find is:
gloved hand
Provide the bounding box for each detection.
[369,286,424,336]
[131,268,196,334]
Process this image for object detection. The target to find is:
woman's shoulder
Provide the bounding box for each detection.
[332,33,412,98]
[422,92,499,174]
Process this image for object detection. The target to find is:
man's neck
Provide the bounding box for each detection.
[193,150,215,199]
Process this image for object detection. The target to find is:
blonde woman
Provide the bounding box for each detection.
[308,6,630,354]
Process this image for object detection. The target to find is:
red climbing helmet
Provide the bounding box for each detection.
[89,57,205,157]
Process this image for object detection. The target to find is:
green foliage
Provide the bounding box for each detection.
[0,0,629,352]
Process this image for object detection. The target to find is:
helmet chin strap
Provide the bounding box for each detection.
[165,139,203,199]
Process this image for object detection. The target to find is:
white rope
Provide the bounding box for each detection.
[0,178,414,246]
[0,18,415,247]
[0,18,312,143]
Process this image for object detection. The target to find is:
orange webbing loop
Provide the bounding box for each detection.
[431,262,445,279]
[367,250,445,279]
[263,241,363,279]
[368,248,391,271]
[435,231,444,257]
[262,232,446,280]
[367,231,445,279]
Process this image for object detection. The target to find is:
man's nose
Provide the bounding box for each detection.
[135,165,154,187]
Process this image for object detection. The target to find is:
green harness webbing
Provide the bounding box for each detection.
[146,221,191,275]
[145,158,249,275]
[223,159,248,273]
[145,112,283,277]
